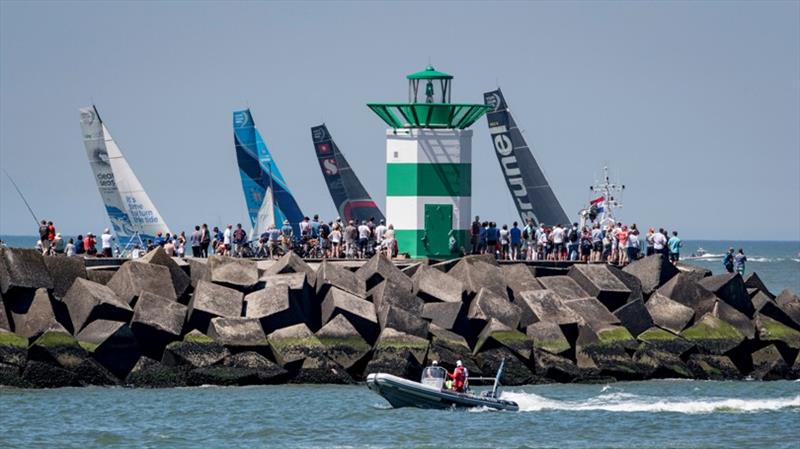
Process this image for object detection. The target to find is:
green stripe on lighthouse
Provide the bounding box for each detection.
[386,163,471,196]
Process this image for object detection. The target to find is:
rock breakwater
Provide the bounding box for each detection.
[0,247,798,388]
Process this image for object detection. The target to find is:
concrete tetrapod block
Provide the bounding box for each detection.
[125,356,186,387]
[28,329,118,386]
[75,319,141,379]
[448,259,508,300]
[472,319,533,385]
[263,251,315,280]
[526,321,571,356]
[675,263,713,282]
[749,344,790,380]
[107,261,176,306]
[698,273,755,318]
[680,313,746,355]
[775,289,800,307]
[743,272,774,300]
[502,264,542,303]
[6,288,62,339]
[364,327,429,381]
[656,273,717,316]
[315,260,366,299]
[43,256,87,299]
[370,278,424,317]
[186,258,210,289]
[0,330,28,387]
[635,327,695,356]
[0,247,54,295]
[645,292,696,334]
[712,300,755,340]
[467,288,521,331]
[207,255,259,290]
[687,354,742,380]
[401,262,423,277]
[0,294,11,331]
[86,268,116,286]
[130,291,188,359]
[314,314,372,375]
[135,246,192,299]
[267,323,353,384]
[162,330,230,369]
[563,297,620,331]
[259,273,316,330]
[575,325,643,381]
[187,280,244,334]
[752,296,799,331]
[220,351,289,385]
[515,290,582,328]
[632,345,692,379]
[245,285,305,335]
[607,265,645,303]
[421,301,466,333]
[426,324,481,377]
[613,299,654,338]
[207,317,267,351]
[568,264,632,311]
[533,349,580,383]
[210,254,257,287]
[321,287,379,343]
[622,254,679,296]
[754,314,800,351]
[377,304,429,340]
[355,253,412,292]
[472,318,531,360]
[62,278,133,333]
[411,264,465,304]
[537,276,591,302]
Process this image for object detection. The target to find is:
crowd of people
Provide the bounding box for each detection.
[31,215,748,275]
[466,216,686,267]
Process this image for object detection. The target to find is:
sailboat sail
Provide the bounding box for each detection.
[484,89,570,226]
[233,109,304,236]
[79,106,170,244]
[311,124,384,223]
[252,185,275,238]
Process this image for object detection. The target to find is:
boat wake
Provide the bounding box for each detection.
[500,391,800,414]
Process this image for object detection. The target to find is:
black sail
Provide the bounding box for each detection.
[484,89,570,226]
[311,124,385,224]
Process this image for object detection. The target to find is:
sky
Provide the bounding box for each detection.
[1,1,798,240]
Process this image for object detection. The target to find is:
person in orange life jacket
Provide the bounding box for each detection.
[447,360,468,392]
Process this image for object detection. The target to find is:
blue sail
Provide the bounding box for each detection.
[233,109,304,236]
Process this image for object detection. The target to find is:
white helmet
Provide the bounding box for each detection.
[456,360,462,367]
[431,360,438,366]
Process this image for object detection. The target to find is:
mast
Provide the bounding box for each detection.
[587,165,625,227]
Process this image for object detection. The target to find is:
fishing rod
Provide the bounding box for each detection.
[2,168,39,226]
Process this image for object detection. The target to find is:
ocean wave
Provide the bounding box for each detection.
[500,391,800,414]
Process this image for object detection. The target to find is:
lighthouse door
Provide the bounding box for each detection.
[424,204,453,257]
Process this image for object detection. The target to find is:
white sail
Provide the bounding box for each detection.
[79,106,170,242]
[252,185,275,238]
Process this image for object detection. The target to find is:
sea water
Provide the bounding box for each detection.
[0,381,798,448]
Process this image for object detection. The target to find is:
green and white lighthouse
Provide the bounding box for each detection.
[368,66,489,259]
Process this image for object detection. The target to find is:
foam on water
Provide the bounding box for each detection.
[501,391,800,414]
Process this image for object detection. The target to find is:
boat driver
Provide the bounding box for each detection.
[447,360,468,393]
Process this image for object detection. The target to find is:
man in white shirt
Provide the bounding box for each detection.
[551,224,565,261]
[223,224,232,251]
[101,228,114,257]
[357,220,371,258]
[652,228,668,260]
[375,219,387,246]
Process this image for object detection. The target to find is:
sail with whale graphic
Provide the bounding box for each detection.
[79,105,171,246]
[234,109,304,236]
[484,89,569,226]
[311,124,384,224]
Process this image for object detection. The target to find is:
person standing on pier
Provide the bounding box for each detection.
[200,224,210,257]
[191,226,202,258]
[734,249,747,275]
[100,228,114,257]
[668,231,682,264]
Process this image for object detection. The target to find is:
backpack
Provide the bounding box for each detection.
[568,228,578,243]
[522,227,530,240]
[39,225,48,240]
